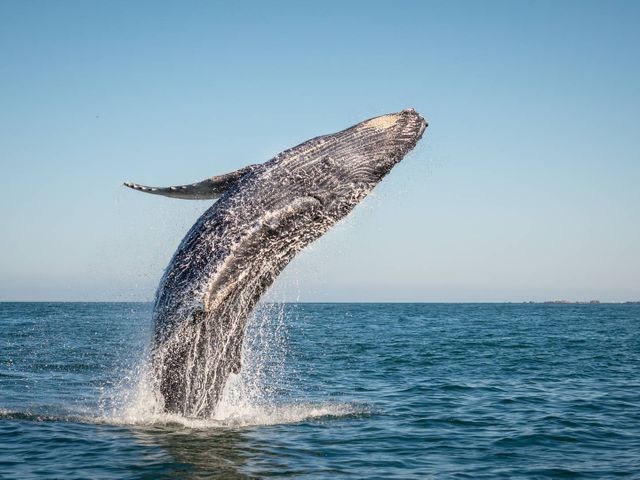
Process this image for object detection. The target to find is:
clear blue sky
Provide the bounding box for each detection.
[1,0,638,302]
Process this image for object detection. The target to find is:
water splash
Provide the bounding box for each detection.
[100,302,366,428]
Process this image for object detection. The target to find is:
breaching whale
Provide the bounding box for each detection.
[125,109,427,417]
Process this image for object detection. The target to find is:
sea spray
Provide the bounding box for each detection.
[214,302,291,420]
[100,302,364,428]
[106,302,292,425]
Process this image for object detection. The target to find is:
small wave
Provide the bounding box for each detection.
[0,408,89,424]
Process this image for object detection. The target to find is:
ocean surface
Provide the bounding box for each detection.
[0,302,639,479]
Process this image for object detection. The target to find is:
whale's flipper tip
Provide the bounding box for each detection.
[123,181,154,192]
[122,165,256,201]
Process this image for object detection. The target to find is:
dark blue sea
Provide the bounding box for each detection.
[1,303,639,479]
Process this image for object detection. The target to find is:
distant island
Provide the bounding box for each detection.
[523,300,640,304]
[544,300,601,304]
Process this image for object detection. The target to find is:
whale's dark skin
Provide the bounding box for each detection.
[125,109,427,417]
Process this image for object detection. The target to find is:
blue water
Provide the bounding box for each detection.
[1,303,639,478]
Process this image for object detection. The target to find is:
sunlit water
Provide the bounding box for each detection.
[1,302,639,478]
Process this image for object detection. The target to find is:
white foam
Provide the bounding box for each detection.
[102,400,364,429]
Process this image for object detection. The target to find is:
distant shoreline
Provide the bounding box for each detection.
[524,300,640,305]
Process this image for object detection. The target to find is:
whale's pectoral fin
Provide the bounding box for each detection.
[123,165,256,200]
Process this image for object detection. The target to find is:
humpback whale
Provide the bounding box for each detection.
[125,109,427,417]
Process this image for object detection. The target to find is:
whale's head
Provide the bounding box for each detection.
[348,108,428,176]
[262,108,427,219]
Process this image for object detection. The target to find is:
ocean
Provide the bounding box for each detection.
[0,302,638,479]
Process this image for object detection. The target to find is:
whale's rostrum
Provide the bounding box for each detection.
[124,109,427,417]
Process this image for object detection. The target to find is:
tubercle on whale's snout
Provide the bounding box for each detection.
[415,115,428,138]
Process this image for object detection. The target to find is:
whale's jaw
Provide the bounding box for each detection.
[126,109,428,417]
